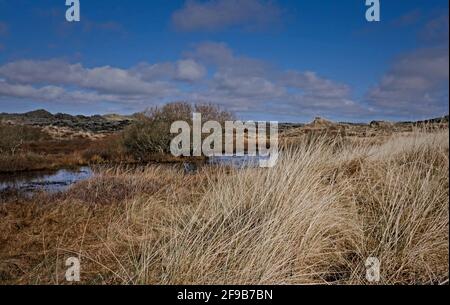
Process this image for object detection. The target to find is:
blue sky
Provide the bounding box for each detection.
[0,0,448,122]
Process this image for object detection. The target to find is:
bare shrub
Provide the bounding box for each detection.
[0,123,49,155]
[122,102,234,160]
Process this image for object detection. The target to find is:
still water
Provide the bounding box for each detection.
[0,155,267,194]
[0,167,93,194]
[207,155,269,168]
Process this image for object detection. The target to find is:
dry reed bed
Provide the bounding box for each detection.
[0,129,448,284]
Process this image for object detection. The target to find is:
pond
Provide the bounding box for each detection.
[0,155,269,195]
[0,167,93,195]
[207,155,270,169]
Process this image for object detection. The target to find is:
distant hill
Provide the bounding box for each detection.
[307,117,336,128]
[0,109,135,133]
[398,115,449,125]
[279,114,449,138]
[23,109,54,119]
[278,115,449,128]
[1,109,448,133]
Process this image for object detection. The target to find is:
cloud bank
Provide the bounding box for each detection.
[1,35,448,120]
[367,14,449,118]
[0,42,364,119]
[0,12,448,121]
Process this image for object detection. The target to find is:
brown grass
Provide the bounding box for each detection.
[0,129,448,285]
[0,126,200,173]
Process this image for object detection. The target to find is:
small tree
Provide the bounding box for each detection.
[122,102,234,160]
[122,118,172,160]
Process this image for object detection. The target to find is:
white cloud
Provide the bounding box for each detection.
[131,62,177,82]
[366,14,449,118]
[186,42,269,76]
[175,59,206,82]
[0,81,120,104]
[0,42,367,119]
[367,47,449,117]
[282,71,351,99]
[0,60,182,106]
[174,42,365,118]
[0,59,186,98]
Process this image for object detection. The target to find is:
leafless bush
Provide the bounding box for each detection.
[122,102,234,160]
[0,123,49,155]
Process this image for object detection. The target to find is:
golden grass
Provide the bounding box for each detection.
[0,129,448,284]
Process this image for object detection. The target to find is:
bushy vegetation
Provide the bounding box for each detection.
[122,102,234,160]
[0,123,127,172]
[122,118,173,160]
[0,123,50,155]
[81,135,126,164]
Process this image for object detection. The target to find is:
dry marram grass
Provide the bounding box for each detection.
[0,129,448,284]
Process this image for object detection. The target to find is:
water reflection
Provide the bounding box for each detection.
[0,167,93,194]
[0,155,268,195]
[207,155,269,169]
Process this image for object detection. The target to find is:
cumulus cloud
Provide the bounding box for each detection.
[172,0,282,32]
[277,71,364,116]
[366,47,449,116]
[178,42,361,118]
[0,42,364,119]
[131,62,178,82]
[213,73,284,98]
[0,60,183,107]
[367,14,449,118]
[282,71,351,99]
[7,37,445,120]
[0,60,178,97]
[131,59,206,83]
[175,60,207,82]
[0,80,120,104]
[0,60,85,85]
